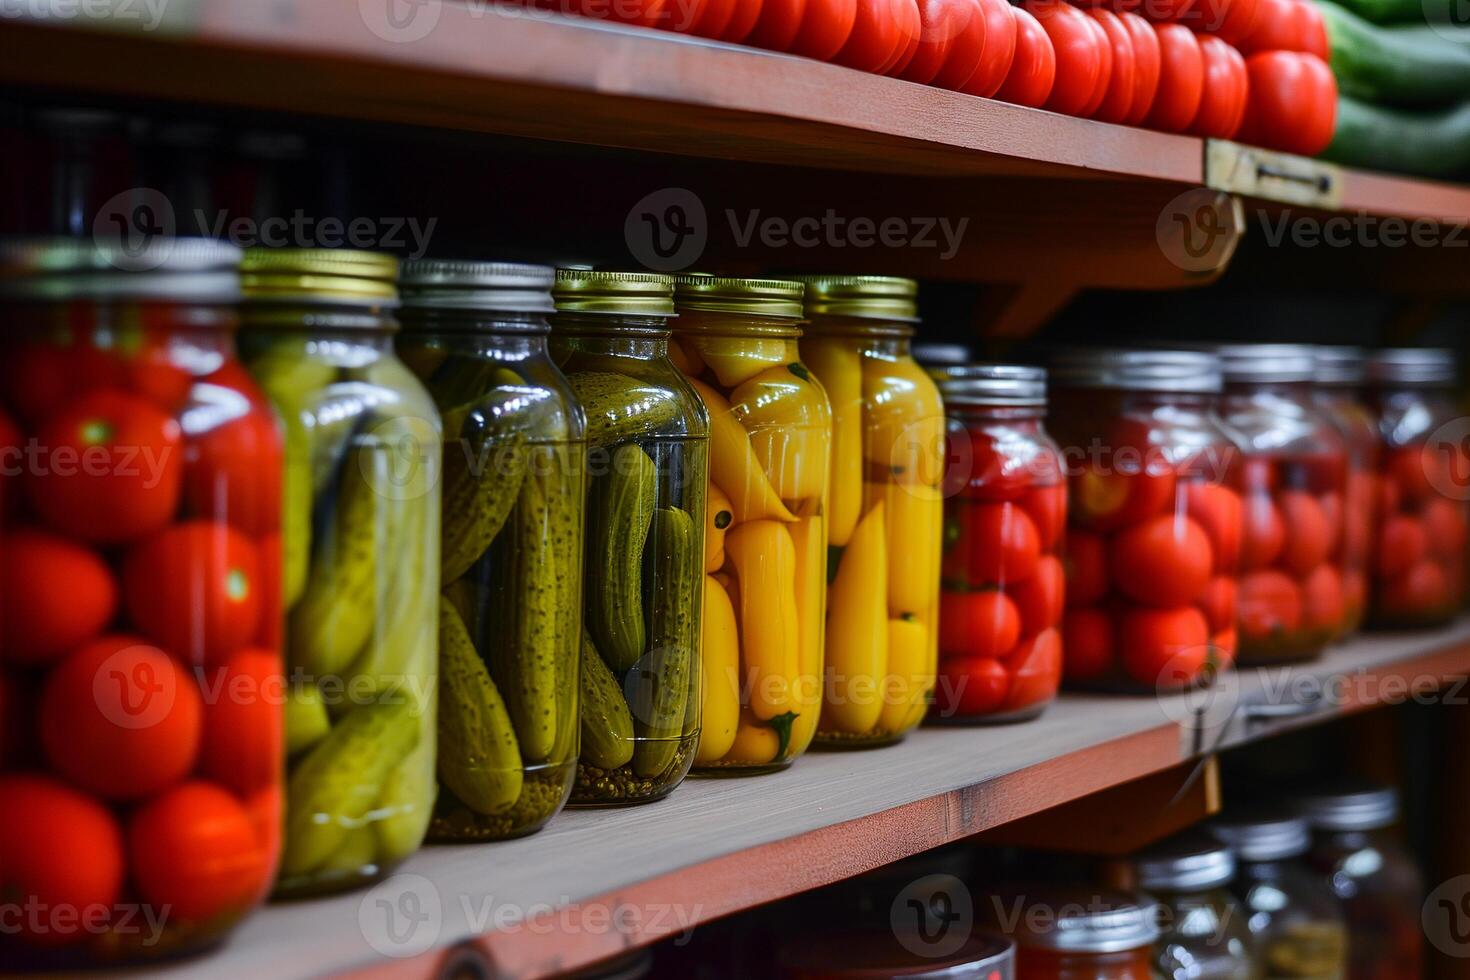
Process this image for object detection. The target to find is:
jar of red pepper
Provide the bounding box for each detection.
[1313,347,1379,639]
[932,364,1064,723]
[1049,349,1240,691]
[1367,348,1468,627]
[0,238,282,965]
[1213,344,1350,665]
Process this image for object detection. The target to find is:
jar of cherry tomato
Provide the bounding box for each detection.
[669,277,832,774]
[1212,345,1351,665]
[238,249,441,897]
[1048,350,1241,691]
[1005,890,1160,979]
[931,365,1064,723]
[1313,347,1379,638]
[795,276,944,748]
[1297,782,1423,980]
[0,238,282,964]
[1367,348,1468,628]
[395,261,586,841]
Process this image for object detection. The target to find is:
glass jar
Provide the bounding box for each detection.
[1048,350,1241,691]
[670,277,831,774]
[1209,811,1349,979]
[395,261,586,840]
[931,365,1064,723]
[778,932,1015,979]
[1312,348,1379,639]
[239,249,440,898]
[1212,346,1351,665]
[1006,890,1160,979]
[796,276,944,748]
[1367,349,1468,627]
[0,238,282,964]
[551,271,709,805]
[1112,831,1258,979]
[1297,782,1423,980]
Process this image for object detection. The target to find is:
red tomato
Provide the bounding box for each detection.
[1024,0,1104,116]
[790,0,859,57]
[1376,515,1428,579]
[835,0,905,70]
[1238,0,1326,58]
[129,781,271,923]
[959,0,1018,95]
[1138,0,1197,21]
[1387,445,1443,505]
[246,784,283,870]
[1184,482,1243,573]
[1109,514,1214,607]
[1020,483,1067,551]
[882,0,923,72]
[1013,555,1066,633]
[1145,24,1204,132]
[749,0,809,45]
[996,4,1058,106]
[920,0,989,88]
[1239,456,1276,493]
[1424,498,1470,561]
[1078,9,1116,117]
[1301,563,1345,631]
[0,775,124,947]
[26,388,184,545]
[1118,606,1210,688]
[965,502,1042,585]
[124,521,263,666]
[936,655,1010,716]
[1003,627,1062,710]
[1,344,75,428]
[1375,469,1403,521]
[1237,50,1337,156]
[0,528,117,666]
[1188,35,1248,138]
[41,635,203,800]
[1071,420,1177,531]
[183,408,283,538]
[1196,575,1238,633]
[1277,491,1335,576]
[1120,11,1161,124]
[1193,0,1261,43]
[693,0,740,35]
[1062,607,1114,681]
[722,0,768,39]
[1086,9,1136,122]
[200,649,283,798]
[1342,569,1367,617]
[1378,560,1451,616]
[1213,626,1239,665]
[573,0,672,27]
[1238,570,1303,640]
[1064,531,1109,606]
[940,589,1022,658]
[953,428,1034,502]
[1240,492,1285,571]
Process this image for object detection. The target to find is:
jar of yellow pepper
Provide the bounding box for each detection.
[795,276,944,748]
[669,277,832,774]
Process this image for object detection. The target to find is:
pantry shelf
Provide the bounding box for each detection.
[122,621,1470,980]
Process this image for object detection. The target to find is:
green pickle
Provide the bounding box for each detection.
[397,261,588,842]
[240,249,441,897]
[552,270,709,806]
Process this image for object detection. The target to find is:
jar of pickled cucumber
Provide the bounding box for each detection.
[795,276,944,749]
[668,277,831,775]
[396,261,585,840]
[551,271,709,805]
[239,249,440,897]
[1312,348,1379,639]
[0,238,282,964]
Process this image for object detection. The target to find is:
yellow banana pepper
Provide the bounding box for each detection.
[705,484,733,573]
[787,513,827,758]
[728,364,832,504]
[823,501,889,735]
[695,575,741,765]
[723,711,780,766]
[668,336,706,378]
[801,337,864,547]
[725,520,800,725]
[870,480,944,619]
[694,335,790,388]
[861,353,945,488]
[687,377,796,524]
[878,616,932,735]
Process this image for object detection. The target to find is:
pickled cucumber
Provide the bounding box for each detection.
[586,444,656,673]
[630,506,700,778]
[437,597,523,815]
[568,371,682,448]
[579,633,635,771]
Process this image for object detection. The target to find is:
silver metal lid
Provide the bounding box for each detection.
[1050,348,1222,394]
[913,343,973,367]
[1208,810,1312,862]
[1297,781,1399,832]
[1009,891,1160,953]
[1371,348,1456,387]
[935,364,1046,407]
[1315,346,1369,387]
[0,236,242,303]
[399,259,555,314]
[1131,832,1236,892]
[1209,343,1318,383]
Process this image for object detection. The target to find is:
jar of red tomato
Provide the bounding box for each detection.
[1049,350,1241,691]
[1367,348,1468,628]
[1213,344,1350,665]
[0,238,282,965]
[1313,347,1379,638]
[932,365,1064,723]
[1003,890,1160,980]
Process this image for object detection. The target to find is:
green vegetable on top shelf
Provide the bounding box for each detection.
[1317,1,1470,105]
[1323,94,1470,178]
[1320,0,1464,23]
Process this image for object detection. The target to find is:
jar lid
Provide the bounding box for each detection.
[1371,348,1456,387]
[792,275,919,322]
[1315,346,1369,386]
[1007,890,1160,954]
[553,269,675,317]
[0,235,242,303]
[241,248,399,305]
[935,364,1046,407]
[672,275,804,319]
[1050,348,1222,394]
[1131,831,1236,892]
[778,932,1014,979]
[1206,343,1318,384]
[1208,809,1312,862]
[913,343,972,367]
[399,259,555,314]
[1296,780,1400,832]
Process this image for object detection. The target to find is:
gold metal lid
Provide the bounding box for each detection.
[553,269,675,317]
[791,275,919,321]
[240,248,399,305]
[672,275,803,319]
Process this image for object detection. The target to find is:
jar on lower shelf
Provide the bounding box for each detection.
[1002,890,1160,980]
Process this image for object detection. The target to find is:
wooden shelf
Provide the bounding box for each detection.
[119,621,1470,980]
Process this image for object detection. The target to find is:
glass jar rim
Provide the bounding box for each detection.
[1130,831,1236,892]
[553,269,675,317]
[934,363,1046,407]
[1208,809,1312,862]
[1050,348,1222,394]
[0,235,242,304]
[1296,781,1399,832]
[1315,345,1369,386]
[241,247,399,305]
[672,274,804,320]
[1371,347,1456,387]
[400,259,555,315]
[1008,890,1161,953]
